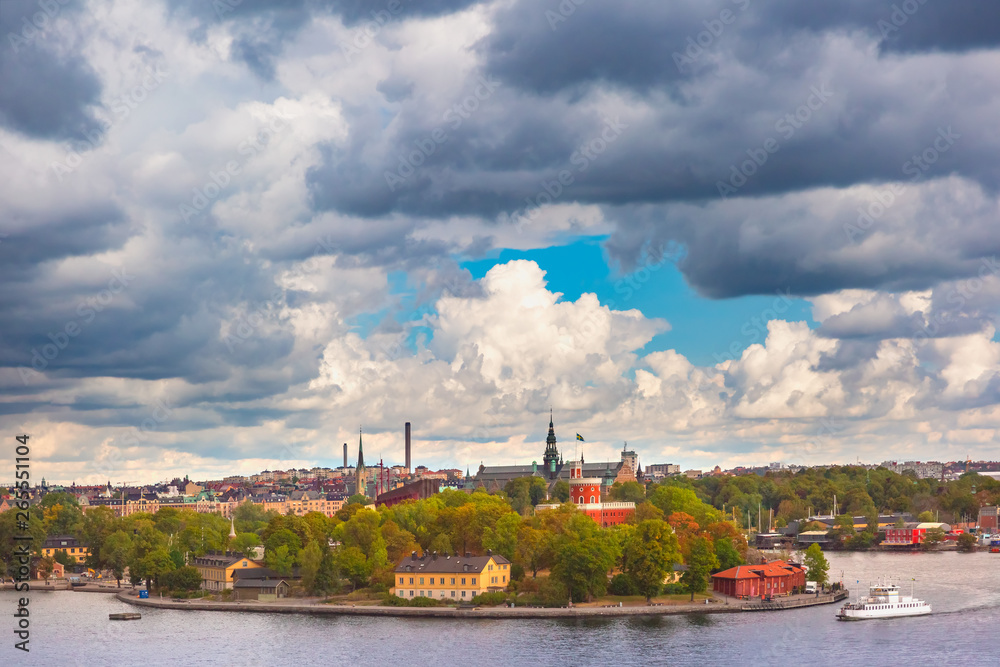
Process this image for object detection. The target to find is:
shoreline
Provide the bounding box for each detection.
[114,591,845,618]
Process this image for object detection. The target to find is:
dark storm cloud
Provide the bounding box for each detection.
[0,0,103,140]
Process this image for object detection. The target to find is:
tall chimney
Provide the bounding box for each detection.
[405,422,411,473]
[343,443,347,469]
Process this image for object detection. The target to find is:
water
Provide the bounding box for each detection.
[2,551,995,665]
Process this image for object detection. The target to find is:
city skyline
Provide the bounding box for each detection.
[2,1,1000,483]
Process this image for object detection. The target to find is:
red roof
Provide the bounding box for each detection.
[711,560,804,580]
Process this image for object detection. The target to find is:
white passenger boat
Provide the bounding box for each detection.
[836,582,931,620]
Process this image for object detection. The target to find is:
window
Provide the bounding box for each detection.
[243,561,248,567]
[399,577,404,584]
[429,577,434,584]
[419,577,424,585]
[472,578,476,585]
[503,576,506,583]
[451,577,455,585]
[590,496,595,503]
[461,578,466,585]
[451,591,455,597]
[409,590,414,597]
[409,577,414,584]
[462,591,466,598]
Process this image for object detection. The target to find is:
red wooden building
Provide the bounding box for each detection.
[711,560,807,598]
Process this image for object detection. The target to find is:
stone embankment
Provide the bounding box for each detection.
[115,591,844,618]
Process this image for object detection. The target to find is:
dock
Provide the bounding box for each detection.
[109,613,142,621]
[741,590,848,612]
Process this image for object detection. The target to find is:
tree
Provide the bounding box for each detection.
[336,546,371,591]
[265,545,295,576]
[681,536,719,601]
[922,527,946,550]
[917,510,935,522]
[381,521,419,564]
[38,556,56,580]
[102,530,133,588]
[609,481,646,504]
[713,537,743,572]
[314,545,339,595]
[551,480,570,503]
[803,543,829,587]
[347,494,368,506]
[298,541,323,594]
[551,534,619,603]
[265,529,302,559]
[231,532,262,559]
[624,519,682,602]
[141,548,176,590]
[956,532,977,552]
[162,566,201,592]
[482,512,520,561]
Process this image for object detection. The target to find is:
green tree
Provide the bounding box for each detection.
[551,535,619,603]
[624,519,682,602]
[922,527,946,550]
[265,545,295,576]
[551,480,570,503]
[162,565,201,592]
[803,543,829,587]
[713,537,743,572]
[298,541,323,593]
[347,494,368,506]
[314,545,339,595]
[265,529,302,559]
[482,512,520,561]
[917,510,935,522]
[231,532,262,559]
[609,481,646,504]
[141,548,176,590]
[680,536,719,601]
[336,546,371,591]
[956,532,977,552]
[101,530,133,587]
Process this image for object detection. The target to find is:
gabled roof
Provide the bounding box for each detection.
[395,553,510,574]
[711,560,805,580]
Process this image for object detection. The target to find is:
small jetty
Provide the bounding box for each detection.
[109,612,142,621]
[741,590,848,612]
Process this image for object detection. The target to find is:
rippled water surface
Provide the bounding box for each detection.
[3,551,996,665]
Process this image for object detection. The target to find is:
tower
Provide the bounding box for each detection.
[343,442,347,469]
[543,410,560,479]
[356,428,366,497]
[405,422,411,473]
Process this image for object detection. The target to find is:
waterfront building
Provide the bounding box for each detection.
[979,506,998,531]
[882,522,953,546]
[392,550,511,601]
[535,460,635,527]
[376,478,441,508]
[41,535,90,561]
[711,560,806,598]
[192,551,265,591]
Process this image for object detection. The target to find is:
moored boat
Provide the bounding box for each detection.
[836,582,930,621]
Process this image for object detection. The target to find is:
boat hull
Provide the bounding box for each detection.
[836,607,931,621]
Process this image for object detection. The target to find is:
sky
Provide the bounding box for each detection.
[1,0,999,484]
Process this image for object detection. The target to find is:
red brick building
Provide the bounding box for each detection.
[979,506,998,531]
[882,522,952,545]
[536,460,635,527]
[711,560,807,599]
[376,478,441,508]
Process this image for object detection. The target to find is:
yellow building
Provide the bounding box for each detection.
[392,551,511,601]
[192,552,264,591]
[41,536,90,561]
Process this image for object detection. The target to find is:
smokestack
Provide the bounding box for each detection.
[405,422,411,472]
[343,443,347,469]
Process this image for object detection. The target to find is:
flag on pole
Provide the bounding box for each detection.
[576,434,584,441]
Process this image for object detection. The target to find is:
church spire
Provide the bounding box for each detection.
[543,411,560,479]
